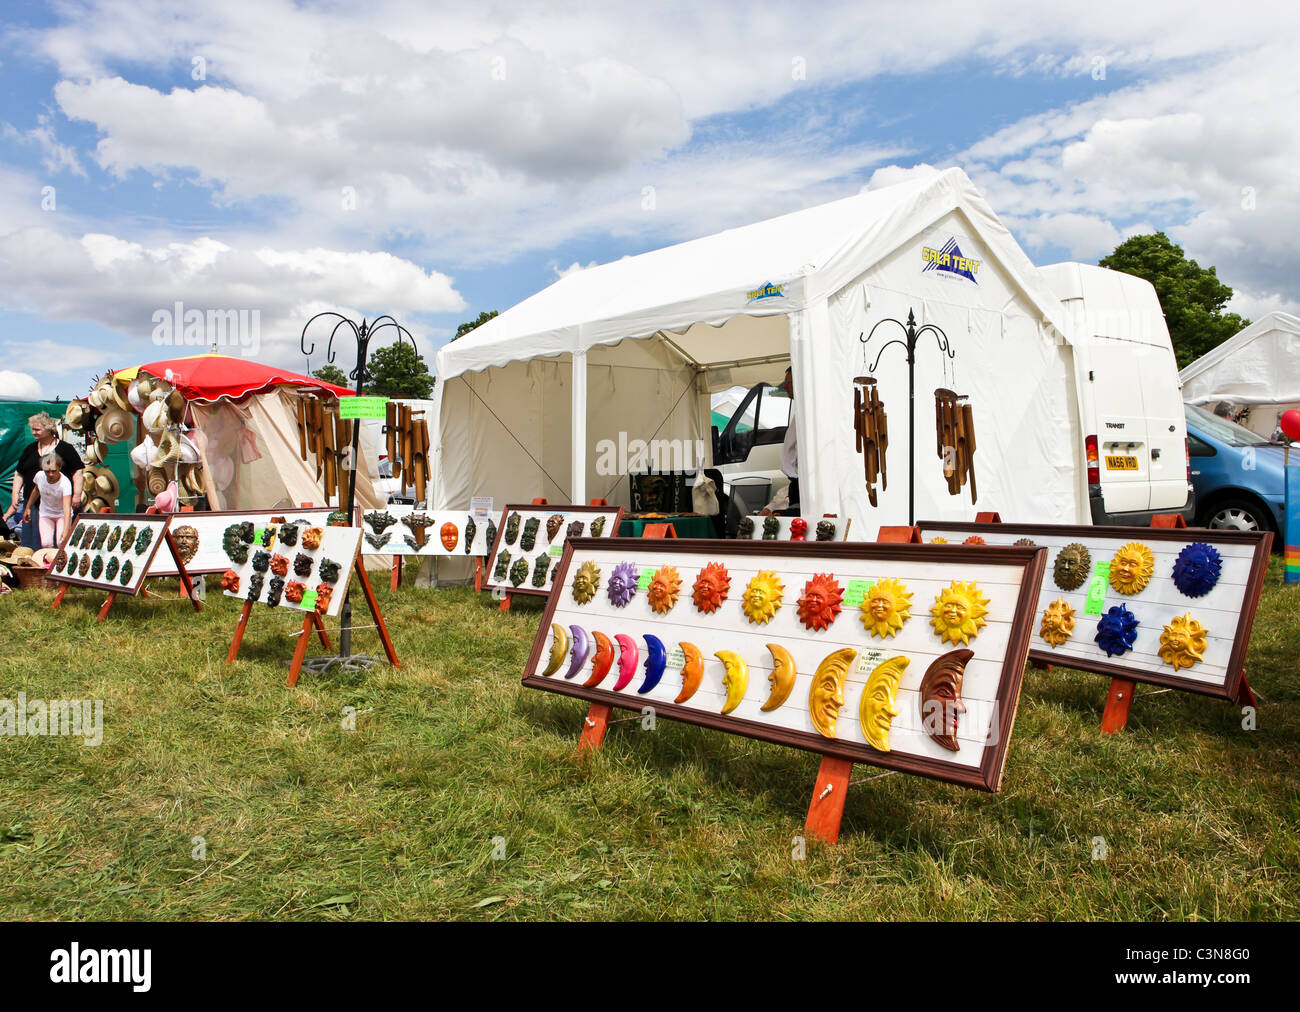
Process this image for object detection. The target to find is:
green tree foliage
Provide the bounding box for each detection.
[364,342,435,399]
[1099,232,1249,369]
[311,364,350,387]
[454,310,498,340]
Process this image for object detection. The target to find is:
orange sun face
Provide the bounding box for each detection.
[742,570,784,625]
[797,573,843,631]
[1039,597,1075,648]
[647,565,682,614]
[1158,613,1208,671]
[930,581,990,645]
[692,562,730,614]
[860,577,912,638]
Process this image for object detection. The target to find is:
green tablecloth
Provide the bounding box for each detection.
[619,514,717,539]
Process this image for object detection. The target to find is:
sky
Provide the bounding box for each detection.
[0,0,1297,401]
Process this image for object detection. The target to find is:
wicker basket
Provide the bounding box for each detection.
[12,565,52,590]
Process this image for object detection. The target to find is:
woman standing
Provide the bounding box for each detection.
[23,452,73,548]
[3,412,84,550]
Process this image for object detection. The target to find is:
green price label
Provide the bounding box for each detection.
[338,396,388,419]
[301,590,318,609]
[549,545,562,557]
[842,578,874,608]
[254,528,266,543]
[1084,562,1110,615]
[638,567,655,589]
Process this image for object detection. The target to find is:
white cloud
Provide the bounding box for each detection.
[552,260,598,279]
[0,370,42,401]
[1,339,115,376]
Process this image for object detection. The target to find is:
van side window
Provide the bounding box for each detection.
[1188,435,1215,458]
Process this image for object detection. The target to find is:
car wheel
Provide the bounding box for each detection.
[1203,499,1274,534]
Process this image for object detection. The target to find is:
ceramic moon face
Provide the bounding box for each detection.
[860,656,908,752]
[919,649,971,752]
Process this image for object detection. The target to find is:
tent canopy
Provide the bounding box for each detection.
[120,353,353,403]
[1180,312,1300,405]
[434,167,1088,532]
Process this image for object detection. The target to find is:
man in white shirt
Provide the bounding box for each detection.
[780,367,799,508]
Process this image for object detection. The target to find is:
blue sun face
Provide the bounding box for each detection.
[1095,604,1139,658]
[1171,542,1222,598]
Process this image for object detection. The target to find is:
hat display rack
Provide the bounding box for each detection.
[858,308,976,524]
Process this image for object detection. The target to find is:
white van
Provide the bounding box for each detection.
[1039,262,1194,526]
[711,262,1194,528]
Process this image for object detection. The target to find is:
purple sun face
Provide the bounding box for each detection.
[1171,542,1222,598]
[607,561,638,607]
[1095,604,1139,657]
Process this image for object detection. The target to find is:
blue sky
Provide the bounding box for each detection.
[1,0,1296,400]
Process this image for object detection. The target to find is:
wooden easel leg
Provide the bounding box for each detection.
[1100,677,1137,734]
[474,557,483,594]
[498,592,512,612]
[226,601,253,663]
[354,554,401,668]
[578,703,612,752]
[1030,658,1053,673]
[805,756,854,844]
[391,555,401,590]
[51,585,68,610]
[286,613,315,688]
[96,593,116,622]
[312,611,331,650]
[1235,672,1256,708]
[166,532,202,611]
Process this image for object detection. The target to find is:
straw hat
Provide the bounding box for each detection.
[63,400,92,431]
[0,539,18,557]
[155,428,182,464]
[85,496,110,514]
[0,544,35,565]
[142,400,168,434]
[31,547,59,569]
[95,406,133,444]
[146,466,169,495]
[153,480,179,512]
[83,440,104,465]
[91,470,120,499]
[130,435,155,471]
[89,374,117,410]
[181,464,206,495]
[108,376,132,412]
[166,388,187,424]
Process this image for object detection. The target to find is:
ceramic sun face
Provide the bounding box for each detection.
[1109,542,1155,595]
[797,573,843,631]
[930,581,990,645]
[860,577,912,638]
[1039,598,1076,648]
[1171,542,1222,598]
[1158,613,1208,671]
[607,561,638,607]
[571,560,601,604]
[1095,604,1138,657]
[742,571,784,625]
[1053,543,1091,591]
[929,537,948,544]
[692,562,730,613]
[647,565,682,614]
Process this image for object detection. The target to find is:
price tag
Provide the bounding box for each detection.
[842,578,874,608]
[856,647,891,674]
[1084,562,1110,615]
[549,545,562,558]
[339,396,388,419]
[638,567,655,589]
[666,644,685,671]
[471,496,493,523]
[254,528,266,544]
[301,590,318,609]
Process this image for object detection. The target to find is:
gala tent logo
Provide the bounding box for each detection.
[921,237,980,283]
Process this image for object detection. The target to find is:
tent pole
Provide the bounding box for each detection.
[571,349,588,504]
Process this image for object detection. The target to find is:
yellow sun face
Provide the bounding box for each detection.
[930,581,990,645]
[1109,542,1155,595]
[929,537,948,544]
[860,577,912,638]
[1039,598,1076,648]
[742,570,784,625]
[1158,613,1208,671]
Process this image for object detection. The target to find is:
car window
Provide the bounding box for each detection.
[1185,403,1271,446]
[1187,434,1215,458]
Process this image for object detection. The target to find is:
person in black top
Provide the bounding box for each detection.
[4,412,84,550]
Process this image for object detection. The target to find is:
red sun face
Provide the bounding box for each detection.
[692,562,730,614]
[796,573,843,631]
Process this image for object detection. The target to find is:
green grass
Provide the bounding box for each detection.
[1,560,1297,921]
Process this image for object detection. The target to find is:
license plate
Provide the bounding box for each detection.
[1105,455,1139,471]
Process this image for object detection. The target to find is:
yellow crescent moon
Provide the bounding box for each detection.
[715,650,748,714]
[541,624,569,676]
[761,643,796,712]
[859,655,909,752]
[675,642,704,704]
[809,647,857,738]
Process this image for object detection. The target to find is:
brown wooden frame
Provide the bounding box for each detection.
[146,507,339,576]
[916,520,1273,700]
[484,503,626,599]
[521,538,1048,792]
[48,514,173,595]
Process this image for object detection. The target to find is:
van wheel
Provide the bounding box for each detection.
[1203,498,1274,534]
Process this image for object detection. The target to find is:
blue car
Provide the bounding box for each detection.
[1185,402,1288,544]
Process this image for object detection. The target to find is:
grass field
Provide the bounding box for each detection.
[1,560,1297,921]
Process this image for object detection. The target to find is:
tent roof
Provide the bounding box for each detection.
[119,353,354,403]
[1179,311,1300,404]
[437,166,1072,381]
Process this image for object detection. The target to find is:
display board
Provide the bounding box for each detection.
[359,505,489,557]
[523,539,1048,791]
[146,508,338,576]
[484,504,624,597]
[917,521,1272,699]
[49,514,172,595]
[738,514,846,542]
[220,521,362,618]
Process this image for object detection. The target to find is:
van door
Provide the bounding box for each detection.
[1090,338,1152,514]
[1138,342,1190,510]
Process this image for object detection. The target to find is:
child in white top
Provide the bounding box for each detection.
[23,452,73,548]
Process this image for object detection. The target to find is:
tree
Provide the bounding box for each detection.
[311,364,350,387]
[364,342,435,399]
[1098,232,1249,369]
[453,310,497,340]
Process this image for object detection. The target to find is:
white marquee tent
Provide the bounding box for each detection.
[1179,312,1300,437]
[433,167,1090,535]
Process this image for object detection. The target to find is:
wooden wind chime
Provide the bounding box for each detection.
[934,388,978,504]
[385,401,431,506]
[853,375,889,507]
[295,395,355,504]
